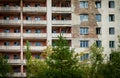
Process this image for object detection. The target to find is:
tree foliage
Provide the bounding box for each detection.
[46,35,82,78]
[0,54,12,77]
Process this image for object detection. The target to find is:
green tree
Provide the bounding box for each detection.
[46,35,82,78]
[0,54,12,77]
[89,43,104,78]
[25,40,32,78]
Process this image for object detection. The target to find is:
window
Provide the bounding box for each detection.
[26,16,31,20]
[26,29,31,33]
[109,27,115,35]
[95,1,101,8]
[96,27,101,35]
[80,27,88,35]
[80,53,89,61]
[96,14,101,22]
[4,54,9,59]
[4,42,10,46]
[61,29,66,33]
[14,55,19,59]
[14,42,19,46]
[14,17,19,20]
[52,30,57,33]
[35,29,41,33]
[4,16,9,20]
[35,42,41,46]
[4,4,9,7]
[35,55,40,59]
[96,40,102,47]
[109,1,115,8]
[80,1,88,8]
[80,40,89,48]
[109,14,115,22]
[14,29,19,33]
[14,4,19,7]
[109,41,115,48]
[25,4,30,7]
[35,17,41,21]
[80,14,88,21]
[13,67,20,72]
[35,4,40,7]
[4,29,10,33]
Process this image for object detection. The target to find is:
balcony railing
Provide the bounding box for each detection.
[0,46,20,51]
[0,6,20,12]
[52,7,71,13]
[23,33,47,38]
[8,59,21,64]
[52,33,72,38]
[23,20,47,25]
[52,20,71,25]
[0,33,20,39]
[24,46,47,51]
[23,7,47,12]
[0,20,21,25]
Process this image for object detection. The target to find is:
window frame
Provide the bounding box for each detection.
[80,40,89,48]
[80,27,89,35]
[79,1,88,8]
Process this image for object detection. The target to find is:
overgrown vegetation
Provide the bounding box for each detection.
[25,35,120,78]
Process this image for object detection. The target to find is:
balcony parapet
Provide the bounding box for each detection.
[52,20,71,26]
[52,7,71,13]
[0,46,20,51]
[0,6,20,12]
[0,20,21,25]
[23,7,47,12]
[8,59,21,64]
[52,33,72,38]
[23,33,47,39]
[24,46,47,52]
[0,33,20,39]
[23,20,47,25]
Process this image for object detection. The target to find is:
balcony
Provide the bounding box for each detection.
[52,33,72,38]
[23,7,47,12]
[12,73,26,77]
[24,46,47,52]
[23,33,47,39]
[8,59,21,64]
[0,46,20,52]
[0,6,20,12]
[52,7,71,13]
[52,20,71,26]
[0,33,20,39]
[0,20,21,25]
[23,20,47,25]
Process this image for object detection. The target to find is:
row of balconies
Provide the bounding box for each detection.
[0,7,71,13]
[0,20,71,25]
[0,33,72,39]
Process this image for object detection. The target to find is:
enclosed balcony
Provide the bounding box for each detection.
[23,40,47,52]
[52,13,71,26]
[52,27,72,38]
[23,15,47,25]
